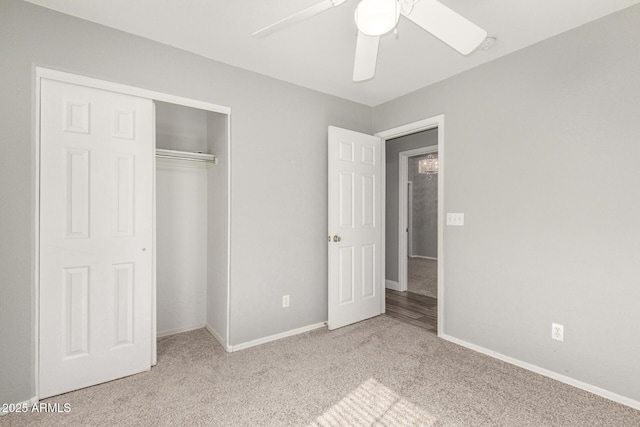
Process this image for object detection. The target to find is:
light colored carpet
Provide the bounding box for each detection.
[5,316,640,426]
[408,257,437,298]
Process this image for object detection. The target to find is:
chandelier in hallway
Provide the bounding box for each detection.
[418,154,438,178]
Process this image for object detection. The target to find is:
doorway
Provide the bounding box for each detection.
[376,117,444,336]
[388,144,439,332]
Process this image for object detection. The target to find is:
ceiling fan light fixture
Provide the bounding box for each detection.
[355,0,400,36]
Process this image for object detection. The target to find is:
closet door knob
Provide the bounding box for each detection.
[332,235,341,242]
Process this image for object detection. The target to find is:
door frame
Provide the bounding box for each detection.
[398,145,438,292]
[33,67,232,399]
[407,181,413,258]
[375,115,444,336]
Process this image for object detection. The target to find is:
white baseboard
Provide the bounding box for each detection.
[410,255,437,261]
[0,396,38,416]
[156,323,206,338]
[205,323,232,352]
[441,333,640,411]
[385,279,400,291]
[230,322,327,352]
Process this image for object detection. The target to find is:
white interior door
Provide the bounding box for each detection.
[328,126,382,330]
[39,78,154,398]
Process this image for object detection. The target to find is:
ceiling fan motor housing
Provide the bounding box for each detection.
[355,0,401,36]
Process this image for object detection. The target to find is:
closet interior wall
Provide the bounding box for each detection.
[155,101,227,341]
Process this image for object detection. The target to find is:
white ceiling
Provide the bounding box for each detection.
[25,0,640,106]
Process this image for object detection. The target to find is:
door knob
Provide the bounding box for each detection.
[332,235,341,242]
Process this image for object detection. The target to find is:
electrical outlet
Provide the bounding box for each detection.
[282,295,290,308]
[551,323,564,341]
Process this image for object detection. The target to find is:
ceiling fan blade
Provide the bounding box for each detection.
[401,0,487,55]
[353,31,380,82]
[253,0,346,38]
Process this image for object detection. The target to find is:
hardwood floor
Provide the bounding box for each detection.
[385,289,437,333]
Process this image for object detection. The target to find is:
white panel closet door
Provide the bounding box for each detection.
[328,126,382,330]
[39,78,153,398]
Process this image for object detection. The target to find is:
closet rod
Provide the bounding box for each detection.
[156,148,217,164]
[156,154,215,163]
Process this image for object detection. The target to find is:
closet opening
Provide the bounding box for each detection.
[154,101,230,350]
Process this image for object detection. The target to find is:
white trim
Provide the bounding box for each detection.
[385,280,401,291]
[410,255,437,261]
[230,322,327,352]
[441,333,640,411]
[398,145,438,292]
[35,67,231,114]
[376,114,445,337]
[225,113,232,349]
[396,146,438,157]
[0,397,38,416]
[157,324,207,338]
[407,181,413,257]
[376,117,440,140]
[380,138,386,315]
[151,102,157,366]
[205,323,231,352]
[437,118,444,338]
[33,66,233,395]
[32,66,42,402]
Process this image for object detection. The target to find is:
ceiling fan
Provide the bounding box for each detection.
[253,0,488,82]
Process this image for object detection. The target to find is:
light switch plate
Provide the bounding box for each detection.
[446,213,464,226]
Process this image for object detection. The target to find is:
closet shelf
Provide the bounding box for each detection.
[156,148,217,164]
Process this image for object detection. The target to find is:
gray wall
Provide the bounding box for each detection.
[408,154,438,258]
[375,4,640,402]
[385,130,438,282]
[0,0,371,405]
[156,158,208,335]
[155,101,209,152]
